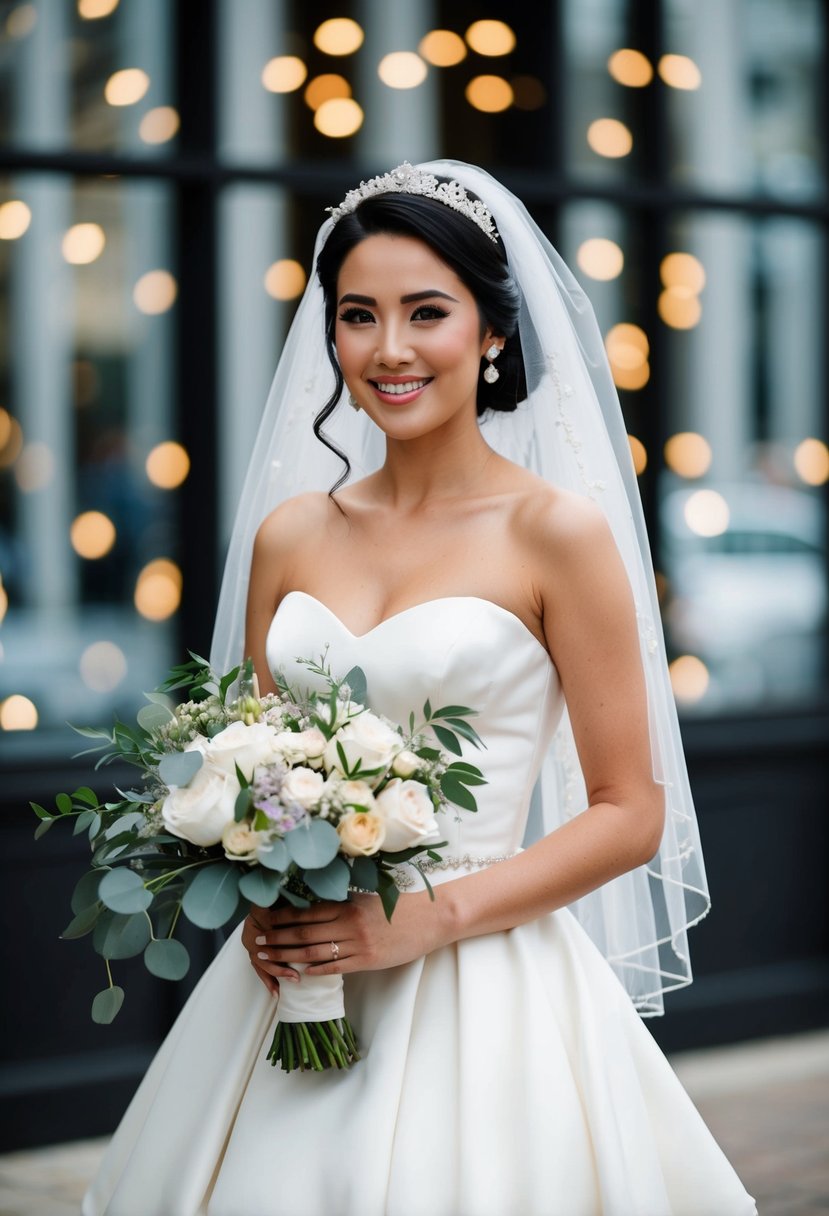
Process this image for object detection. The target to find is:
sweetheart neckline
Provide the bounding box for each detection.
[274,590,552,663]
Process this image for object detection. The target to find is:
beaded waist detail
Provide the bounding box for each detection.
[391,851,520,889]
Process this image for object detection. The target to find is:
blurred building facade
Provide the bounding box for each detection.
[0,0,826,1149]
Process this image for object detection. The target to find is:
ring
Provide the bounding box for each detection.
[330,941,340,959]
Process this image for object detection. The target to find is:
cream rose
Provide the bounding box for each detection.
[324,712,402,776]
[272,727,327,766]
[203,720,279,781]
[222,820,265,861]
[280,766,325,809]
[391,749,420,778]
[337,810,386,857]
[161,763,240,847]
[376,779,441,851]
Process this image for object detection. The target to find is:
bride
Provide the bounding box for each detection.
[83,163,758,1215]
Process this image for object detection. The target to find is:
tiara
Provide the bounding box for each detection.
[325,162,500,243]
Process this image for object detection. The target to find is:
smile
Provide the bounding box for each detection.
[369,378,433,403]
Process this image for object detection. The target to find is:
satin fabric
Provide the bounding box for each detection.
[83,595,757,1216]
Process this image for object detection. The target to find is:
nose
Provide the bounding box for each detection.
[374,321,414,370]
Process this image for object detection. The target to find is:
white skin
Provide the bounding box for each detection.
[241,232,663,994]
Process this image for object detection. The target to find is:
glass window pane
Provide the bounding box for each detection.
[0,174,180,756]
[0,0,177,158]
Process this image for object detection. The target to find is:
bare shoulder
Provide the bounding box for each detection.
[504,466,613,561]
[254,491,340,554]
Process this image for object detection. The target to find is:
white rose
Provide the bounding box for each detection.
[316,698,363,731]
[376,778,441,852]
[337,810,386,857]
[336,780,376,811]
[324,712,402,776]
[280,766,325,809]
[204,720,279,781]
[272,727,327,765]
[222,820,265,862]
[161,763,240,847]
[392,749,420,778]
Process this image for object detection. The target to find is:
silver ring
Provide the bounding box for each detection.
[330,941,340,959]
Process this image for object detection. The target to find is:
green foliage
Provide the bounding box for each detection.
[181,864,240,929]
[91,986,124,1024]
[144,938,190,981]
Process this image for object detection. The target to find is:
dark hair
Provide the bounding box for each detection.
[313,186,527,490]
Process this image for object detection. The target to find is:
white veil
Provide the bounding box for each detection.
[210,159,711,1016]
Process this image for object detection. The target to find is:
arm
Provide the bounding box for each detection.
[253,492,665,978]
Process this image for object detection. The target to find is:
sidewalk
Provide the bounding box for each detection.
[0,1028,827,1215]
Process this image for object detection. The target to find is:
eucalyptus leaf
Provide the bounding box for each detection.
[73,786,100,807]
[304,857,350,902]
[257,838,289,872]
[30,801,49,820]
[93,910,152,959]
[238,868,282,906]
[284,818,340,869]
[91,986,124,1024]
[144,938,191,981]
[73,809,98,836]
[61,902,102,939]
[56,792,73,816]
[104,811,145,840]
[342,665,367,704]
[159,750,203,788]
[98,868,153,914]
[142,690,175,708]
[279,887,310,909]
[34,818,54,839]
[137,702,175,733]
[71,870,104,914]
[234,786,252,822]
[349,856,379,891]
[181,863,240,929]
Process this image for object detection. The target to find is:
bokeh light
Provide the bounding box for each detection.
[314,98,364,138]
[133,270,177,315]
[378,52,428,89]
[465,20,516,56]
[71,511,116,559]
[78,0,120,17]
[659,54,702,90]
[628,434,647,475]
[510,76,547,111]
[664,432,712,479]
[684,489,729,537]
[669,655,710,703]
[145,441,190,489]
[577,238,624,281]
[419,30,466,67]
[0,694,38,731]
[0,200,32,240]
[793,437,829,486]
[105,68,150,106]
[608,48,653,87]
[62,222,106,265]
[14,442,55,492]
[304,74,351,111]
[6,5,36,38]
[661,252,706,294]
[261,56,307,94]
[465,75,513,113]
[313,18,364,56]
[658,287,702,329]
[587,118,633,158]
[0,412,24,468]
[139,106,180,144]
[80,641,128,692]
[134,559,182,621]
[264,259,307,300]
[606,323,650,391]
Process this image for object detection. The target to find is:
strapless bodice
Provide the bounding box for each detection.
[265,592,564,861]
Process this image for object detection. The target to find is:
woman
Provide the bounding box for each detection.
[84,163,757,1215]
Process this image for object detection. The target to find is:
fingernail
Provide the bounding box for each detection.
[257,951,268,960]
[255,935,266,946]
[284,974,300,983]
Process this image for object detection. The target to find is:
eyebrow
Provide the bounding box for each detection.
[337,289,459,306]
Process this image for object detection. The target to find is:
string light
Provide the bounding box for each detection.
[587,118,633,158]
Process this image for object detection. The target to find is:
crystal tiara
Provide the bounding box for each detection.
[325,162,500,243]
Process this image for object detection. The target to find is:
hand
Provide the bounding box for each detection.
[247,891,446,982]
[241,904,299,995]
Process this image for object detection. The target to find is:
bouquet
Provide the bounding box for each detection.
[32,651,486,1071]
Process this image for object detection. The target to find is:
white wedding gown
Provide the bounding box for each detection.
[84,592,758,1216]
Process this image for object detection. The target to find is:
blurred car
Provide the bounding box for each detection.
[660,481,827,704]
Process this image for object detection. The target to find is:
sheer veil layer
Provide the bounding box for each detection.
[210,160,711,1015]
